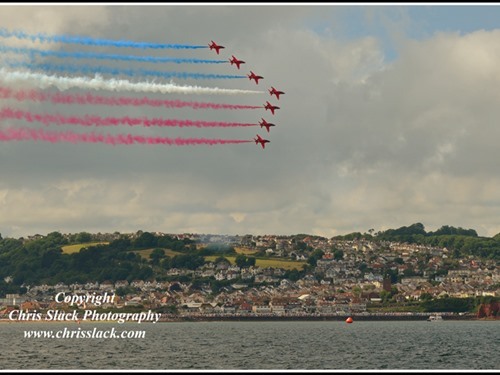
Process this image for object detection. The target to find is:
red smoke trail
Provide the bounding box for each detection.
[0,86,48,102]
[0,86,262,110]
[0,107,258,128]
[0,127,254,146]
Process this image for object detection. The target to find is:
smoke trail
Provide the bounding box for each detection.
[0,86,263,109]
[0,44,227,64]
[5,61,246,80]
[0,107,258,128]
[0,69,264,95]
[0,127,253,146]
[0,28,207,50]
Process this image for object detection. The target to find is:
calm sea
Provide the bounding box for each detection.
[0,320,498,370]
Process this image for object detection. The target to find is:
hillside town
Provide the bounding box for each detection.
[1,232,499,319]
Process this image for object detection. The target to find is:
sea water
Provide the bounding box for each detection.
[1,320,498,370]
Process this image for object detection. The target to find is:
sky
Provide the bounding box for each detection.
[1,3,500,239]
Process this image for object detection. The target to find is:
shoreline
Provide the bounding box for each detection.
[162,314,488,322]
[2,312,497,323]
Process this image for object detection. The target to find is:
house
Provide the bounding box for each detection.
[181,302,202,312]
[231,283,248,290]
[239,302,253,314]
[215,271,226,281]
[127,280,141,289]
[114,280,129,289]
[252,303,272,314]
[286,301,303,314]
[270,298,288,315]
[221,304,236,314]
[215,261,230,271]
[99,280,115,292]
[226,271,239,280]
[167,268,181,276]
[200,302,218,313]
[54,283,70,292]
[124,296,143,306]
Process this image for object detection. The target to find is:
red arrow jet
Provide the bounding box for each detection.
[259,118,276,133]
[208,40,225,55]
[229,55,245,69]
[248,71,264,84]
[254,134,270,149]
[264,101,280,115]
[269,86,285,100]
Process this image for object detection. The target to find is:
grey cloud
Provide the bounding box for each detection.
[1,5,500,238]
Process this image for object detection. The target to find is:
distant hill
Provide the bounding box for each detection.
[0,224,498,294]
[333,223,500,260]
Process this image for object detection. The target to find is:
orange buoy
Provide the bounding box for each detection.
[346,316,353,324]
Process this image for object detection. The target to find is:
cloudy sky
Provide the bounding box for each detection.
[1,4,500,239]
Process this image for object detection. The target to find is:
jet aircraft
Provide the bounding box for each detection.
[259,118,276,133]
[264,101,280,115]
[248,71,264,84]
[269,86,285,100]
[229,55,245,69]
[254,134,270,149]
[209,40,225,55]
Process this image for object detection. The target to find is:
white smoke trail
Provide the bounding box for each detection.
[0,68,264,95]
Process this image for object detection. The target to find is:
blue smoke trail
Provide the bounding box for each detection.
[0,28,207,50]
[0,44,227,64]
[4,61,247,80]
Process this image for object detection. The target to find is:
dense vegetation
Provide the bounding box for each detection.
[0,231,196,291]
[334,223,500,260]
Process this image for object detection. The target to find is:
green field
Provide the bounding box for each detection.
[204,255,306,270]
[254,258,307,270]
[133,248,183,259]
[234,246,259,255]
[62,244,305,270]
[61,242,109,254]
[61,244,183,258]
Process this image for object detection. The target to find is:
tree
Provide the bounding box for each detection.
[150,248,165,265]
[285,269,301,282]
[214,256,230,265]
[394,257,404,265]
[358,262,368,273]
[296,241,308,252]
[421,297,475,313]
[352,286,362,298]
[133,232,157,249]
[235,255,256,268]
[384,268,398,284]
[161,256,172,270]
[333,249,344,260]
[307,249,324,266]
[420,292,433,302]
[116,286,134,297]
[403,267,417,277]
[380,290,391,303]
[171,254,204,270]
[75,232,92,243]
[109,237,131,251]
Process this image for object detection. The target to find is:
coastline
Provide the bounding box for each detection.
[2,312,497,323]
[163,314,484,322]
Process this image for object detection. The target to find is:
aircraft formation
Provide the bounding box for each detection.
[209,41,285,150]
[0,29,285,150]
